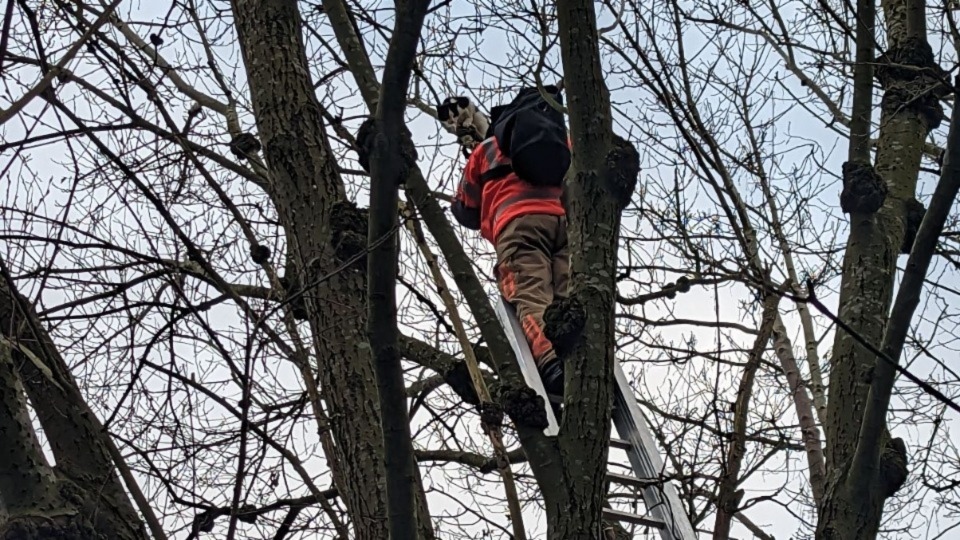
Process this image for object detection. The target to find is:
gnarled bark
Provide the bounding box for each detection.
[553,0,640,537]
[819,0,947,536]
[228,0,391,537]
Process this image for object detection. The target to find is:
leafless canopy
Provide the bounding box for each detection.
[1,0,958,539]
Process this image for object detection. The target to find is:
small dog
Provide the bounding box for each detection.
[437,96,490,154]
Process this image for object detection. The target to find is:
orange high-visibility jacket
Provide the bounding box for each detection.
[451,136,564,243]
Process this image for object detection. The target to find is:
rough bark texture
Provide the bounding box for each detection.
[365,0,431,537]
[819,0,946,537]
[0,342,61,517]
[553,1,639,537]
[850,71,960,519]
[0,271,147,540]
[229,1,391,537]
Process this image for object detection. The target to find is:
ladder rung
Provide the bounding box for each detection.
[602,508,665,529]
[606,471,654,490]
[610,438,632,451]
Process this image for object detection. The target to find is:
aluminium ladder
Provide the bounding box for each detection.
[493,296,698,540]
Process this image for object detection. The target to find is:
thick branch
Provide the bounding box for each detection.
[772,317,826,504]
[713,291,780,539]
[415,448,527,472]
[321,0,380,108]
[0,260,147,539]
[366,1,432,538]
[555,0,629,537]
[847,0,875,164]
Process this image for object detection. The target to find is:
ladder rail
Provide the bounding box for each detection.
[612,362,698,540]
[492,295,697,539]
[492,296,560,436]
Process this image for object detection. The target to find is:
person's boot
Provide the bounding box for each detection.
[539,358,565,397]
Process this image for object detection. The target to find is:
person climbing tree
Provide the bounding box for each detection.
[443,85,573,396]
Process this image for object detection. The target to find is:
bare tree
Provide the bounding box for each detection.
[1,0,959,539]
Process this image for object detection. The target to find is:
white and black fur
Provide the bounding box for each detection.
[437,96,490,146]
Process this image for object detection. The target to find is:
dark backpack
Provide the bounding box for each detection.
[483,85,571,187]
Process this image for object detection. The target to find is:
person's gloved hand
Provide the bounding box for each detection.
[456,124,482,142]
[456,125,482,158]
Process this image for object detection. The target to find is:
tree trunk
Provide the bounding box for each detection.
[819,0,945,536]
[0,340,102,539]
[553,0,640,537]
[229,0,392,537]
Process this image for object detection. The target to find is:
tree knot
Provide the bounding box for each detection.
[355,118,418,185]
[500,386,549,429]
[278,274,308,320]
[880,437,909,497]
[661,275,692,299]
[479,401,504,428]
[355,117,376,173]
[230,132,262,160]
[876,39,949,130]
[544,295,587,359]
[249,243,271,264]
[876,38,941,86]
[330,199,369,272]
[901,197,926,254]
[840,161,887,214]
[603,135,640,211]
[880,85,946,130]
[193,505,257,535]
[478,459,499,475]
[397,125,419,186]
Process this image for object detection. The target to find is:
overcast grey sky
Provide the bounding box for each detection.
[3,0,958,538]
